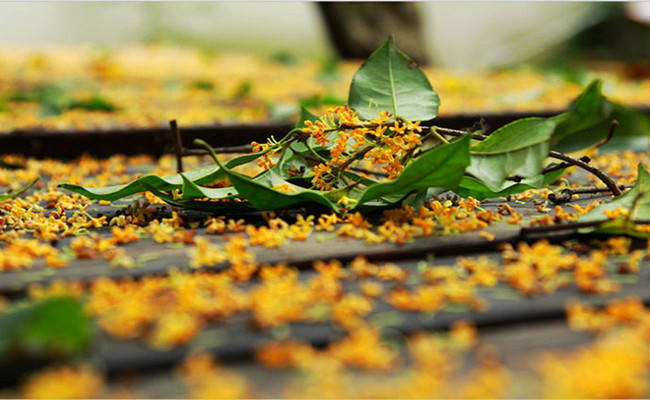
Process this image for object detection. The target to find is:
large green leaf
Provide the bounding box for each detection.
[579,164,650,237]
[0,297,92,361]
[465,118,556,192]
[549,80,612,154]
[351,134,470,208]
[548,79,650,154]
[214,155,342,212]
[59,150,271,201]
[348,36,439,121]
[138,179,257,214]
[598,102,650,152]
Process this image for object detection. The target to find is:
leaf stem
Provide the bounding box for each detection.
[304,141,329,164]
[428,127,449,144]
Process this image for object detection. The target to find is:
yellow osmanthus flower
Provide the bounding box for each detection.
[387,285,448,313]
[458,256,500,287]
[246,225,285,248]
[359,280,384,298]
[204,216,226,234]
[331,293,373,329]
[566,297,647,333]
[177,353,253,399]
[605,236,630,256]
[537,329,648,398]
[604,207,630,219]
[111,225,140,244]
[256,340,314,369]
[250,272,313,328]
[162,211,185,228]
[336,195,357,206]
[148,312,204,349]
[328,324,398,371]
[317,213,341,231]
[449,320,478,350]
[227,218,246,232]
[224,235,257,282]
[20,364,104,399]
[106,248,136,269]
[273,183,296,194]
[349,256,407,281]
[188,236,226,268]
[0,238,66,271]
[85,270,249,346]
[145,220,175,243]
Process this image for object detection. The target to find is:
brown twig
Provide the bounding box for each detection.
[170,120,257,172]
[548,183,634,204]
[520,217,650,236]
[547,150,622,196]
[595,120,619,149]
[170,120,184,173]
[542,156,591,174]
[507,156,592,183]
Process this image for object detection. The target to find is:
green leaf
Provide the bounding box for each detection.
[299,94,345,108]
[180,173,208,199]
[348,36,439,121]
[59,150,271,201]
[352,134,470,208]
[543,79,650,154]
[579,164,650,237]
[290,106,320,154]
[465,118,556,192]
[213,155,341,212]
[189,79,216,91]
[138,180,257,214]
[68,95,118,112]
[454,167,565,201]
[0,178,38,201]
[599,102,650,152]
[296,106,319,130]
[549,79,613,153]
[0,298,92,361]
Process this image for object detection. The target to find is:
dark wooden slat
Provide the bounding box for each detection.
[0,224,582,296]
[0,108,601,158]
[3,106,649,158]
[2,122,294,158]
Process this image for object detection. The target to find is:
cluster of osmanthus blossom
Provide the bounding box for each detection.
[253,106,426,190]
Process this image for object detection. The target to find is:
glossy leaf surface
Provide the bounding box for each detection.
[348,36,439,121]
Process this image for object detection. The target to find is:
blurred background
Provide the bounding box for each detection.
[2,1,650,135]
[1,1,649,69]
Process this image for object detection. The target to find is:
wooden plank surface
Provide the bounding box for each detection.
[0,193,613,295]
[0,108,608,158]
